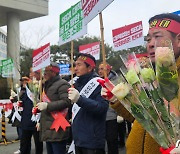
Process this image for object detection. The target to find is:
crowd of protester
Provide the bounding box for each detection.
[7,13,180,154]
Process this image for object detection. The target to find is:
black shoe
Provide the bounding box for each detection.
[15,138,20,141]
[119,144,125,148]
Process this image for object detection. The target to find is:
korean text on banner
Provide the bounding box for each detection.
[0,99,13,118]
[173,10,180,16]
[112,21,144,51]
[0,65,2,76]
[1,58,14,77]
[59,1,87,46]
[82,0,114,25]
[59,64,70,75]
[32,43,50,72]
[79,42,100,60]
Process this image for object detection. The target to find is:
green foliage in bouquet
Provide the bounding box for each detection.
[114,86,170,148]
[138,90,158,121]
[114,50,179,148]
[157,66,179,102]
[149,88,176,142]
[155,46,179,102]
[28,79,40,106]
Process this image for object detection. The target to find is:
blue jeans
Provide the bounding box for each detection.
[46,141,66,154]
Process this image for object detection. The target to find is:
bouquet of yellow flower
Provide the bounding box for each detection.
[28,77,40,106]
[28,77,41,120]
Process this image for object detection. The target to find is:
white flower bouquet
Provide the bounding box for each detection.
[28,77,40,106]
[28,77,41,121]
[100,49,180,152]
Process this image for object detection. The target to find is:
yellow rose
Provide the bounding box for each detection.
[15,84,19,88]
[112,82,130,100]
[140,68,155,83]
[125,69,140,85]
[33,79,39,85]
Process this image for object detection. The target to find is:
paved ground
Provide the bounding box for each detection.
[0,121,47,154]
[0,121,126,154]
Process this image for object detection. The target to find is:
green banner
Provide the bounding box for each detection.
[59,1,87,45]
[0,65,2,76]
[1,58,14,77]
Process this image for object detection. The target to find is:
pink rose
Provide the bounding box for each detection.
[155,47,174,67]
[126,59,140,73]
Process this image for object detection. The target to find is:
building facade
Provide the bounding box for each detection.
[0,0,48,80]
[0,28,7,62]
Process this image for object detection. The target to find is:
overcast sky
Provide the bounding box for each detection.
[13,0,180,48]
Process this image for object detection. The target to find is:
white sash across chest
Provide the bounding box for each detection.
[68,77,101,154]
[71,77,101,122]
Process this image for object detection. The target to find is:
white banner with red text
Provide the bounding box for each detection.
[32,43,50,72]
[112,21,144,51]
[82,0,114,25]
[0,99,13,118]
[79,42,100,60]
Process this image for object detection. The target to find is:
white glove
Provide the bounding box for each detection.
[117,116,124,123]
[101,87,107,96]
[10,90,17,98]
[68,88,80,103]
[36,122,40,131]
[37,102,48,111]
[9,96,14,100]
[101,87,117,103]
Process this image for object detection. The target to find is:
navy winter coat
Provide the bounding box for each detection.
[20,87,36,130]
[72,72,109,149]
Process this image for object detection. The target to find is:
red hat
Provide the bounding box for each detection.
[149,18,180,34]
[46,62,60,73]
[78,55,96,68]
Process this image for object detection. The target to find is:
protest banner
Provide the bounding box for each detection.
[59,1,87,46]
[81,0,114,25]
[59,64,70,75]
[1,58,14,78]
[112,21,144,51]
[0,65,2,76]
[0,99,13,145]
[173,10,180,16]
[32,43,50,72]
[79,42,100,60]
[81,0,114,77]
[0,99,13,114]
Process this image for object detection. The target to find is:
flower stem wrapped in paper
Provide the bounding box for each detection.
[28,77,41,121]
[28,77,40,106]
[100,52,180,150]
[109,74,169,148]
[139,56,177,146]
[155,40,180,148]
[120,53,161,128]
[155,41,180,112]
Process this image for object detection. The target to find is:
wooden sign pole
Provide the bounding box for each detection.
[70,41,74,87]
[99,12,107,78]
